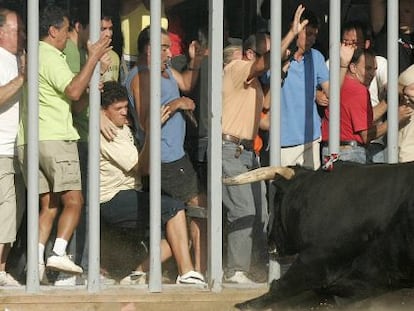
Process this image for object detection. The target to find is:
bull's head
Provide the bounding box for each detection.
[223,166,295,185]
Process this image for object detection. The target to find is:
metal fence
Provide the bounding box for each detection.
[23,0,400,293]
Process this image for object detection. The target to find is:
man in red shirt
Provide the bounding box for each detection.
[321,48,412,163]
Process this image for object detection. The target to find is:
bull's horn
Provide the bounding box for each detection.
[223,166,295,185]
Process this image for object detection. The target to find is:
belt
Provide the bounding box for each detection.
[222,134,254,151]
[321,140,365,148]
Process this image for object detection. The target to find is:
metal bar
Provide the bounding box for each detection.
[208,0,223,292]
[87,0,101,293]
[387,0,399,163]
[269,0,282,166]
[25,0,40,293]
[267,0,282,283]
[328,0,341,155]
[149,0,162,293]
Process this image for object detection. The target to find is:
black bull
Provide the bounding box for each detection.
[223,160,414,310]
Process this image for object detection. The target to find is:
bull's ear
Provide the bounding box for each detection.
[223,166,295,185]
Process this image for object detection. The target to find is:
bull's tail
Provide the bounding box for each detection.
[223,166,295,185]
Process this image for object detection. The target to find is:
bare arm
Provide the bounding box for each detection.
[65,35,112,101]
[319,81,330,104]
[0,52,25,108]
[372,100,387,122]
[281,4,308,59]
[359,105,413,143]
[172,41,204,93]
[340,44,356,85]
[166,96,195,114]
[249,4,309,81]
[359,122,388,144]
[0,74,24,108]
[137,105,171,176]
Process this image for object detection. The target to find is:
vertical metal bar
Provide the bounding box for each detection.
[267,0,282,283]
[26,0,40,293]
[208,0,223,292]
[328,0,341,154]
[269,0,282,166]
[149,0,162,293]
[387,0,399,163]
[87,0,101,293]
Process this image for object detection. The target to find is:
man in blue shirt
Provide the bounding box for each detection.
[281,8,329,170]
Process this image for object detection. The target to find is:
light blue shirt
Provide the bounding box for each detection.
[281,48,329,146]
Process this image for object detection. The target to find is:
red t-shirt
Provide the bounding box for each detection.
[322,75,373,144]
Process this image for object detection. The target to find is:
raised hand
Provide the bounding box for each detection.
[340,43,356,68]
[100,52,112,75]
[291,4,308,36]
[87,34,112,63]
[188,40,204,62]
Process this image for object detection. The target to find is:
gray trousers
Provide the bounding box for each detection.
[222,141,268,276]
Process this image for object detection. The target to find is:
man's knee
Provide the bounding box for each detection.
[61,190,84,209]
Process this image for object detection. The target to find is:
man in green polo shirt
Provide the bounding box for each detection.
[17,5,111,282]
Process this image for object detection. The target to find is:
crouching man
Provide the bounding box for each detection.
[99,81,205,285]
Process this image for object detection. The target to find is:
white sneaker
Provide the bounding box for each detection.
[0,271,21,287]
[54,272,76,286]
[120,271,146,285]
[176,270,206,285]
[39,263,49,285]
[224,271,255,284]
[46,253,83,274]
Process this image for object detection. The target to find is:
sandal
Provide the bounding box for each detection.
[176,270,206,285]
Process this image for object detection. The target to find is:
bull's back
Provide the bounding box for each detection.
[273,161,414,257]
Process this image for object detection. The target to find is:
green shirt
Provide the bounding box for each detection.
[64,39,89,142]
[17,41,79,145]
[101,50,120,83]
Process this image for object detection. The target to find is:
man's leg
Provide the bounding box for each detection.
[45,192,84,274]
[56,190,83,242]
[39,193,59,247]
[164,209,194,275]
[222,144,256,283]
[0,158,18,277]
[187,193,207,274]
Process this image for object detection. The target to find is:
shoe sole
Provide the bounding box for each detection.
[46,263,83,275]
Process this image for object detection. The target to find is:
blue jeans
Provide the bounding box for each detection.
[322,145,367,164]
[366,143,387,163]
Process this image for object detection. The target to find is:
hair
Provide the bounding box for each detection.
[350,47,376,67]
[0,8,13,27]
[137,25,169,55]
[101,81,128,109]
[295,8,319,29]
[68,6,89,31]
[243,32,269,56]
[101,13,112,23]
[341,20,373,43]
[39,5,68,39]
[349,47,365,65]
[223,44,242,66]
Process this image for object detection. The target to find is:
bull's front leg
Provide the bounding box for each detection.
[235,254,328,310]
